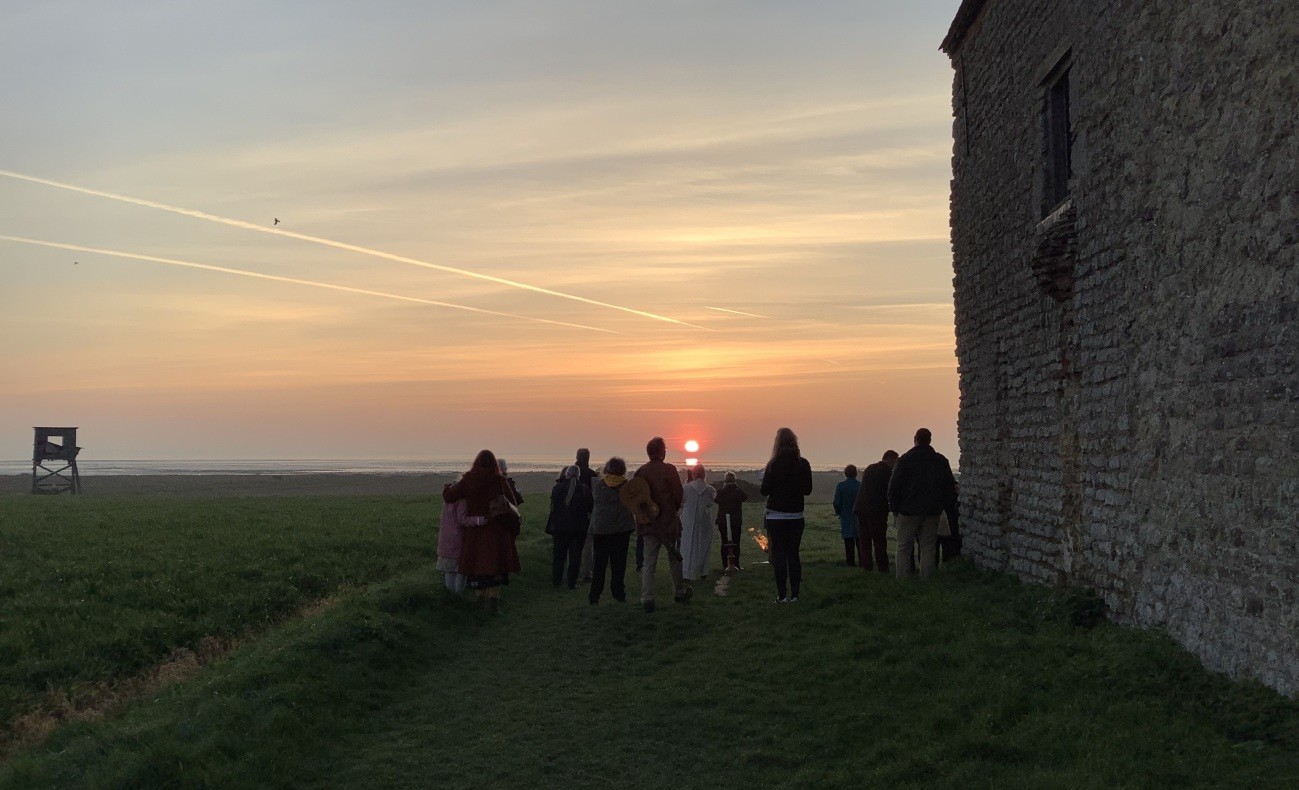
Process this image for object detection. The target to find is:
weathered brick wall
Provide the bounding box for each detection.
[948,0,1299,694]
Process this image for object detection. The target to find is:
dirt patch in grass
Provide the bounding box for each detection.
[2,591,350,757]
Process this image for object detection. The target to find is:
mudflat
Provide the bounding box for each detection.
[1,470,848,503]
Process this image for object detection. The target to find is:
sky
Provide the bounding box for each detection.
[0,0,964,468]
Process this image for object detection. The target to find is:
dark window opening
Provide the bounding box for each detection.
[1042,61,1072,217]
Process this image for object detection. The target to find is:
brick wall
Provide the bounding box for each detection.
[947,0,1299,694]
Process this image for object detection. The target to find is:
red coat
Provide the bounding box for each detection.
[444,472,520,579]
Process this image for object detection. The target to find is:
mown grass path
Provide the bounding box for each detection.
[2,497,1297,788]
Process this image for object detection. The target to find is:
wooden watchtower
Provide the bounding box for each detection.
[32,427,82,494]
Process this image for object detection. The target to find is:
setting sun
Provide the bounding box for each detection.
[684,440,700,453]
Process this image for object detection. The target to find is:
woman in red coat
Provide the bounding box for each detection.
[443,449,520,613]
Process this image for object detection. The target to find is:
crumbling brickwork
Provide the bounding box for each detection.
[944,0,1298,694]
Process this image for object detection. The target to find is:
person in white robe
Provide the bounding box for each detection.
[679,465,717,581]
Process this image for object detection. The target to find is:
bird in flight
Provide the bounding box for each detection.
[73,261,78,265]
[273,218,280,225]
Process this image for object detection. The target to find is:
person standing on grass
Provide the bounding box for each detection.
[714,471,747,572]
[498,458,524,507]
[832,464,862,566]
[437,496,469,594]
[888,428,957,580]
[587,457,636,604]
[547,465,593,589]
[634,436,691,613]
[443,450,521,614]
[574,448,597,584]
[854,450,899,573]
[761,427,813,603]
[679,465,717,582]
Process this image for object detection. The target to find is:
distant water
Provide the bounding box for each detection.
[1,457,772,476]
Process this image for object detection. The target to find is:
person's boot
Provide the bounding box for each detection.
[643,600,656,613]
[674,586,693,604]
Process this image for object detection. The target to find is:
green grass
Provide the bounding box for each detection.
[0,495,438,731]
[2,496,1297,788]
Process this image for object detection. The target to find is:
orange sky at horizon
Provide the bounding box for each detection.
[0,2,964,467]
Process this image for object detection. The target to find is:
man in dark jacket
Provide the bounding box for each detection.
[854,450,898,573]
[547,466,593,589]
[887,428,956,580]
[714,472,748,572]
[633,437,689,612]
[575,448,598,582]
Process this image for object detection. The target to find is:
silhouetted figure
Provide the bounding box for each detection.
[634,436,690,612]
[714,471,747,572]
[854,450,899,573]
[588,457,636,605]
[761,427,813,603]
[832,465,861,566]
[547,465,592,589]
[442,449,520,613]
[888,429,957,580]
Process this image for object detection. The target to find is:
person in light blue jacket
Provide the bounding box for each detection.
[832,465,862,566]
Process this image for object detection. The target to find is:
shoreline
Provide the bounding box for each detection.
[1,470,845,503]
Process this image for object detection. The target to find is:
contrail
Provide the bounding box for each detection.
[0,234,619,334]
[0,169,704,329]
[704,305,771,320]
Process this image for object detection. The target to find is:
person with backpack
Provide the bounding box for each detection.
[547,465,593,589]
[587,457,636,604]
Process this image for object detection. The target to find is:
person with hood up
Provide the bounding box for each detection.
[587,456,636,604]
[714,471,748,573]
[679,465,717,582]
[761,427,814,603]
[547,465,593,589]
[443,450,521,613]
[498,458,524,507]
[832,465,862,566]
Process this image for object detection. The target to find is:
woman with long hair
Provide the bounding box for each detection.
[443,449,521,613]
[760,428,814,602]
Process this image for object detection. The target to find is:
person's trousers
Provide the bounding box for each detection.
[639,533,686,603]
[590,532,631,603]
[765,517,805,599]
[843,537,857,566]
[895,514,938,580]
[857,513,889,573]
[551,533,584,588]
[635,535,644,570]
[717,519,741,567]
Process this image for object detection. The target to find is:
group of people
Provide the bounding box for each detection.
[832,428,961,579]
[436,426,959,614]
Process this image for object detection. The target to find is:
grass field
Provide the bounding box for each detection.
[2,494,1298,788]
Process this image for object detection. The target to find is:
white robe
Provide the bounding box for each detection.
[679,478,716,580]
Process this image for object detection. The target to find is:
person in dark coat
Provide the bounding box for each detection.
[714,471,747,572]
[587,456,636,604]
[547,465,593,589]
[575,448,597,583]
[936,481,962,565]
[887,428,957,580]
[443,449,520,613]
[854,450,898,573]
[760,427,813,603]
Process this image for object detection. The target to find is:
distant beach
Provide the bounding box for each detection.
[0,464,846,503]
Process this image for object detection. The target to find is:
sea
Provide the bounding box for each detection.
[1,457,772,476]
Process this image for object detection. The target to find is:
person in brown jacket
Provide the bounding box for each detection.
[853,450,898,573]
[633,436,691,612]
